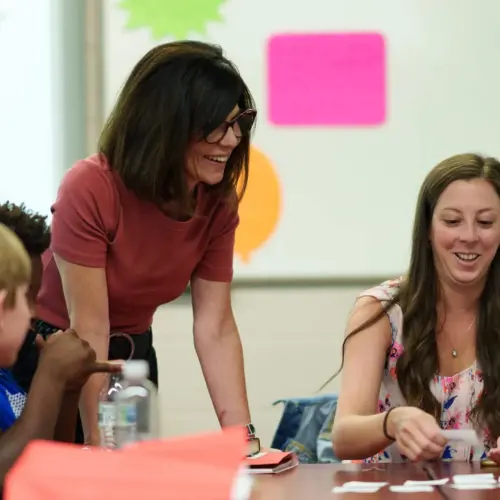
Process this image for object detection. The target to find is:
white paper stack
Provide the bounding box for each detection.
[451,473,498,490]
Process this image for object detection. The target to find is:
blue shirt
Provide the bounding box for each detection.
[0,369,26,432]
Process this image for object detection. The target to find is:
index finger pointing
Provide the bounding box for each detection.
[90,361,123,374]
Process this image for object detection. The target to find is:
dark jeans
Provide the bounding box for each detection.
[12,320,158,444]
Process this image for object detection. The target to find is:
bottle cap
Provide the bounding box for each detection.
[122,360,149,380]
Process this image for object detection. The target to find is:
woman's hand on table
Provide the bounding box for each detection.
[487,437,500,464]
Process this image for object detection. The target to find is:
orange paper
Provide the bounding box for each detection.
[5,427,247,500]
[123,425,247,469]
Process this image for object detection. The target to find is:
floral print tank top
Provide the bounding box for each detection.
[362,278,492,462]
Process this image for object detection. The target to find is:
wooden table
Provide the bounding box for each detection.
[253,463,442,499]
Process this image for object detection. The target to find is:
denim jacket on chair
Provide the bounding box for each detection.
[270,394,339,463]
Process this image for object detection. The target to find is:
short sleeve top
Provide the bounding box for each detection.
[359,278,490,463]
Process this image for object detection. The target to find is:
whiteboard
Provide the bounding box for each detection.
[0,0,61,219]
[102,0,500,279]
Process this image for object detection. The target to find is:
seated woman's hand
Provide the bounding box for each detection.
[487,437,500,464]
[388,406,447,462]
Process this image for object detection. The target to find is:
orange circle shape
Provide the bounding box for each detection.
[235,146,282,264]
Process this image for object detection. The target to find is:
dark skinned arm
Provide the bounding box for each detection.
[0,371,64,487]
[53,392,80,443]
[32,333,80,444]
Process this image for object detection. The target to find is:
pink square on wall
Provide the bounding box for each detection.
[267,32,387,126]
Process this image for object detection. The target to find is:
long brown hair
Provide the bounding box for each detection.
[98,41,256,216]
[323,153,500,438]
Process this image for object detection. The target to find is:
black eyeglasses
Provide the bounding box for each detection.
[205,109,257,144]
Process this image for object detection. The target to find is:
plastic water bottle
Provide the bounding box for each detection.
[115,360,159,448]
[98,373,124,449]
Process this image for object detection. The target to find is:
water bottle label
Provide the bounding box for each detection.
[98,402,116,426]
[116,402,137,426]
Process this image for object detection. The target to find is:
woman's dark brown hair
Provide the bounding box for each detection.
[323,153,500,439]
[98,40,256,215]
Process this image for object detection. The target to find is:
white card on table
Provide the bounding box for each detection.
[342,481,388,488]
[332,486,381,493]
[230,467,254,500]
[451,483,497,490]
[332,481,388,493]
[453,473,495,484]
[404,478,449,486]
[390,485,435,493]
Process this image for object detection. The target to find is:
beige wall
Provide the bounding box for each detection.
[153,283,379,446]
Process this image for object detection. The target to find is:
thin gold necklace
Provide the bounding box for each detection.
[450,317,476,358]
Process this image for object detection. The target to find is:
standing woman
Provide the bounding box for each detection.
[13,41,258,445]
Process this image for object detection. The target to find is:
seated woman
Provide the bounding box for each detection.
[331,153,500,463]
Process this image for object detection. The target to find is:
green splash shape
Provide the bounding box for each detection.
[118,0,228,40]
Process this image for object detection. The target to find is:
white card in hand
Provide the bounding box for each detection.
[441,429,481,446]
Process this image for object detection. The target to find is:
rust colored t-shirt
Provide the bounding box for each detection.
[37,154,238,334]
